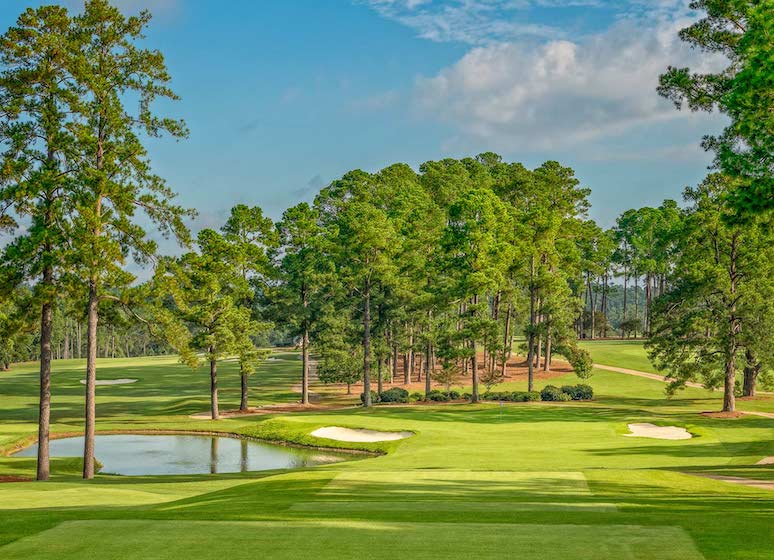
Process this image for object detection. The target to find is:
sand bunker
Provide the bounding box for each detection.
[311,426,413,442]
[79,378,137,386]
[756,456,774,465]
[625,423,692,440]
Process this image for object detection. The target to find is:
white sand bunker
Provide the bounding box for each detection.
[311,426,413,442]
[79,378,137,386]
[625,423,692,440]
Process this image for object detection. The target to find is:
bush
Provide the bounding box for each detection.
[448,390,461,400]
[556,392,572,401]
[409,391,424,402]
[359,390,378,404]
[523,391,541,402]
[540,385,564,402]
[561,384,593,401]
[461,392,472,401]
[379,387,409,403]
[426,389,450,402]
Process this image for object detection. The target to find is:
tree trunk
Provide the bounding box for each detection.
[634,273,639,338]
[723,237,740,413]
[534,333,541,368]
[501,303,512,377]
[403,353,409,384]
[83,281,99,479]
[301,327,310,405]
[543,330,552,372]
[301,286,310,405]
[723,345,737,413]
[63,321,70,360]
[587,273,595,340]
[36,271,53,481]
[742,348,760,398]
[377,356,383,395]
[392,339,398,384]
[622,263,628,338]
[527,257,536,392]
[471,294,480,403]
[645,272,651,335]
[209,349,219,420]
[602,272,609,337]
[408,328,414,383]
[240,363,249,411]
[424,339,431,396]
[362,277,372,407]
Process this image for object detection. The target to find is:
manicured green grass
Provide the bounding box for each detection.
[579,339,656,372]
[0,348,772,559]
[0,520,705,560]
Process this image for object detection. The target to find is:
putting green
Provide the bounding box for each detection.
[0,520,705,560]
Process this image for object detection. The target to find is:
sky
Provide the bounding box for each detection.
[1,0,727,233]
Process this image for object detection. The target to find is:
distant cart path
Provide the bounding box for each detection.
[594,363,774,406]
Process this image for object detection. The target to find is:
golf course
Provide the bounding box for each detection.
[0,340,771,560]
[1,1,773,559]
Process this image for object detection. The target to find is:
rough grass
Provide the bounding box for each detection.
[0,345,772,559]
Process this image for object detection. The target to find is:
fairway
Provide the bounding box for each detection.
[0,346,772,560]
[1,520,705,560]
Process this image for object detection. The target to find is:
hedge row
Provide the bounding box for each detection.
[361,384,593,404]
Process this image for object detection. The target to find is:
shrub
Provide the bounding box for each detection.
[561,384,593,401]
[359,390,378,404]
[379,387,409,403]
[555,340,594,379]
[556,392,572,402]
[409,391,424,402]
[426,389,450,402]
[540,385,564,402]
[448,390,461,400]
[523,391,541,402]
[461,392,472,401]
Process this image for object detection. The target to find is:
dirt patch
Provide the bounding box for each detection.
[311,427,413,442]
[690,473,774,492]
[625,423,692,440]
[701,411,746,419]
[0,475,32,483]
[756,456,774,465]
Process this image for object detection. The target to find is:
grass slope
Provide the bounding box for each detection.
[0,344,772,560]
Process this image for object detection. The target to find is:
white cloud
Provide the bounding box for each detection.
[412,9,726,151]
[363,0,567,44]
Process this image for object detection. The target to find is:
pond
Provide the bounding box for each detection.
[14,434,353,476]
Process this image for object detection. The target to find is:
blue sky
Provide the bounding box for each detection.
[1,0,726,231]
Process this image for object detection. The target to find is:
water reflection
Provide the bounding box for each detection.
[15,434,351,476]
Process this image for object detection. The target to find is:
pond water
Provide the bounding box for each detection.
[15,434,352,476]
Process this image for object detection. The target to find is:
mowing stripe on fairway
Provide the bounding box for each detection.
[319,470,592,498]
[0,520,704,560]
[290,500,618,512]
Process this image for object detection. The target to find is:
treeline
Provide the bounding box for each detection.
[0,294,172,368]
[0,0,771,485]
